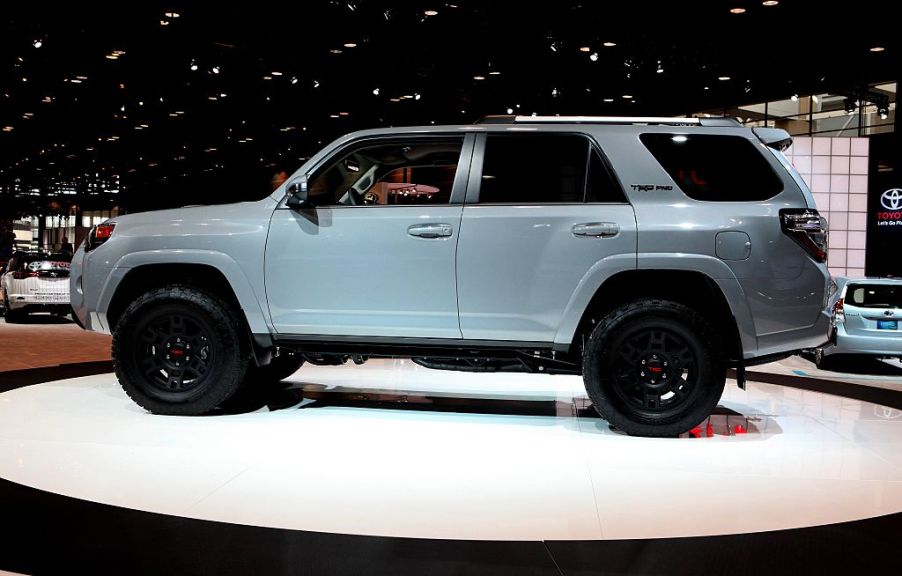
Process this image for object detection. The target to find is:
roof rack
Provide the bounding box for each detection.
[475,115,741,127]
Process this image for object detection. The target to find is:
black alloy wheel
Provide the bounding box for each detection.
[582,299,725,437]
[112,285,250,415]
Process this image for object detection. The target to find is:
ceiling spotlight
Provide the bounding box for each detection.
[291,76,298,84]
[869,46,885,52]
[762,0,779,5]
[271,71,283,76]
[589,52,599,61]
[506,108,514,114]
[164,12,180,18]
[372,87,380,95]
[844,98,857,115]
[160,20,170,26]
[343,42,357,48]
[878,106,889,120]
[424,9,438,16]
[190,60,198,71]
[549,43,557,52]
[672,135,688,143]
[313,80,320,88]
[790,93,798,101]
[489,71,501,75]
[579,46,591,52]
[811,94,819,103]
[718,76,731,81]
[2,126,13,132]
[212,66,220,74]
[656,61,664,74]
[473,75,485,80]
[552,87,559,97]
[729,8,746,14]
[622,94,632,99]
[414,93,421,100]
[603,41,616,47]
[33,39,42,48]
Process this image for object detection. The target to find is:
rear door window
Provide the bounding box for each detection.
[640,134,783,201]
[478,133,625,204]
[846,284,902,308]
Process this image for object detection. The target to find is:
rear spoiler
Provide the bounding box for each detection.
[752,127,792,151]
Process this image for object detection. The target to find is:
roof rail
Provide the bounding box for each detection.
[474,115,741,127]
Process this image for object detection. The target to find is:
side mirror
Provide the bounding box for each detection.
[286,176,311,209]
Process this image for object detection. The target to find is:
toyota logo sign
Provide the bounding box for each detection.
[881,188,902,210]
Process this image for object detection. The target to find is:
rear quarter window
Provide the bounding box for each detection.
[640,133,783,201]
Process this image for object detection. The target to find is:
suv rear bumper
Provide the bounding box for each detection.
[748,308,832,360]
[822,324,902,358]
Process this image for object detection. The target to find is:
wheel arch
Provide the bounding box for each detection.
[558,266,755,364]
[102,252,271,344]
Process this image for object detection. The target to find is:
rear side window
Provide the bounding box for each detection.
[478,134,625,204]
[847,284,902,308]
[640,134,783,201]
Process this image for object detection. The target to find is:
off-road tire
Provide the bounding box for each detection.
[582,299,725,437]
[112,285,251,415]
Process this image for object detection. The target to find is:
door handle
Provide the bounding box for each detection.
[572,222,620,238]
[408,223,453,238]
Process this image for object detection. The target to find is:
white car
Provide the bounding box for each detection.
[816,277,902,366]
[1,251,72,322]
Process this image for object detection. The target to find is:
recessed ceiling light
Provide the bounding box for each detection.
[212,66,220,74]
[164,12,180,18]
[291,76,298,84]
[579,46,591,52]
[589,52,599,61]
[506,108,513,114]
[603,41,616,47]
[489,71,501,75]
[33,40,42,48]
[414,93,421,100]
[160,20,170,26]
[790,93,798,101]
[339,112,349,116]
[271,71,282,76]
[729,8,746,14]
[263,76,272,80]
[762,1,779,5]
[330,49,343,54]
[372,87,380,95]
[869,46,885,52]
[603,98,614,102]
[622,94,632,99]
[718,76,731,81]
[424,10,438,16]
[473,75,485,80]
[343,43,357,48]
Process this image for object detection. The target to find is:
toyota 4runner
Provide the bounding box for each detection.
[71,115,833,437]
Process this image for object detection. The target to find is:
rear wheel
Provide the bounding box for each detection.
[2,291,24,323]
[582,299,725,437]
[112,285,250,415]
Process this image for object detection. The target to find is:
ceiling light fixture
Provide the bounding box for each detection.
[212,66,220,74]
[603,42,616,47]
[160,20,170,26]
[762,1,779,5]
[579,46,591,52]
[878,106,889,120]
[424,10,438,16]
[603,98,614,102]
[506,108,513,114]
[869,46,885,52]
[343,42,357,48]
[489,71,501,75]
[271,71,283,76]
[622,94,632,99]
[589,52,599,61]
[790,93,798,101]
[729,8,746,14]
[473,75,485,80]
[372,87,380,95]
[718,76,731,81]
[414,93,421,100]
[33,39,43,48]
[844,98,857,115]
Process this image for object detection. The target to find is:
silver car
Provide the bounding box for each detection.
[70,115,832,437]
[817,278,902,365]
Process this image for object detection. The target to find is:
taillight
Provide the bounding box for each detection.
[85,222,116,252]
[832,297,845,324]
[780,209,828,263]
[12,271,39,280]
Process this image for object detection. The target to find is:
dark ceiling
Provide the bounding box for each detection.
[0,0,896,215]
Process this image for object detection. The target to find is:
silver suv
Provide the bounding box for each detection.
[70,116,832,437]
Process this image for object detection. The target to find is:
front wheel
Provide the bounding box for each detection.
[112,286,251,415]
[582,299,725,437]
